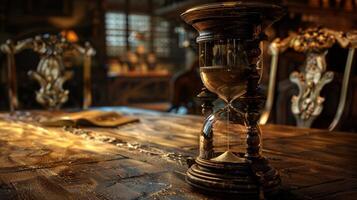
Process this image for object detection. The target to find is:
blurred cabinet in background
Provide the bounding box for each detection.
[107,71,171,108]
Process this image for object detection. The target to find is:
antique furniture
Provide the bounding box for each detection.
[181,2,285,197]
[168,59,202,114]
[108,71,171,106]
[0,107,357,199]
[260,28,357,130]
[0,33,95,111]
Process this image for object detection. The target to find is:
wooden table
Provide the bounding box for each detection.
[0,108,356,200]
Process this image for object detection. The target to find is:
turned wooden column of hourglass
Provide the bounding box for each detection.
[242,35,281,192]
[197,87,217,160]
[244,37,264,159]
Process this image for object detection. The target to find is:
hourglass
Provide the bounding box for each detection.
[200,38,251,163]
[181,2,285,197]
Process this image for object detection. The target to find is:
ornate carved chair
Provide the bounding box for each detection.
[0,33,95,111]
[260,27,357,130]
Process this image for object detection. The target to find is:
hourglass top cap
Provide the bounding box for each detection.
[181,2,286,38]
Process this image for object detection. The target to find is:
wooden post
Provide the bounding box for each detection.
[125,0,130,52]
[149,0,154,53]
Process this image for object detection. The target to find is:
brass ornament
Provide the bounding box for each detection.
[0,34,95,110]
[261,27,357,129]
[28,34,70,110]
[291,28,336,52]
[290,51,333,127]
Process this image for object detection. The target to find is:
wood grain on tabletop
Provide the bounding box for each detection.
[0,110,356,200]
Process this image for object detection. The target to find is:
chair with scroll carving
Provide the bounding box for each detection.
[260,27,357,131]
[0,33,95,111]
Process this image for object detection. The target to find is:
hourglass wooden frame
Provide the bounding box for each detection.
[181,2,285,197]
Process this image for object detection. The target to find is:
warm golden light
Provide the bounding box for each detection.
[0,119,120,168]
[61,30,79,43]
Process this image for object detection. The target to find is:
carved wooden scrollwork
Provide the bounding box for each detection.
[0,34,95,110]
[28,34,70,109]
[261,27,357,129]
[290,52,334,127]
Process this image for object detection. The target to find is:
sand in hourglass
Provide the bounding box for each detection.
[200,66,248,163]
[211,151,246,163]
[200,66,247,102]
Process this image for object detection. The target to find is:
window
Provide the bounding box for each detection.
[105,12,126,57]
[129,14,150,50]
[105,12,171,58]
[154,18,170,57]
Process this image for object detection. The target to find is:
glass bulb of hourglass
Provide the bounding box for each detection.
[200,40,250,103]
[201,107,247,163]
[200,66,247,103]
[199,40,250,163]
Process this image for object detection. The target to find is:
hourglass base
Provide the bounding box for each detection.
[186,157,281,198]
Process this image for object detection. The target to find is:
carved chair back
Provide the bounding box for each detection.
[260,28,357,130]
[0,33,95,111]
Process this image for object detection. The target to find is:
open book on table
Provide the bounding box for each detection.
[40,110,139,127]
